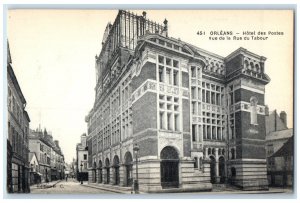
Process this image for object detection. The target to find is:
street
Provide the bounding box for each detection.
[30,179,116,194]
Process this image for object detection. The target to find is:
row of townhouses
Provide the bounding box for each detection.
[28,128,65,185]
[6,42,65,193]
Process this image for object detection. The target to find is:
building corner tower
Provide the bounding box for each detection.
[225,48,270,190]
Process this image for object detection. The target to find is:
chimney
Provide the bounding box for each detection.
[265,105,269,116]
[280,111,287,127]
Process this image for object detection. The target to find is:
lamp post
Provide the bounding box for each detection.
[133,144,140,194]
[80,163,83,185]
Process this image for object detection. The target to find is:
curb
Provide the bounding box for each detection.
[81,184,130,194]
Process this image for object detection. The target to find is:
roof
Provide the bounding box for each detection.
[266,128,293,141]
[271,136,294,157]
[28,152,39,165]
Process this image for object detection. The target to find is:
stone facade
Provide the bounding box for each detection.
[7,42,31,193]
[76,134,89,181]
[28,129,65,183]
[85,10,270,192]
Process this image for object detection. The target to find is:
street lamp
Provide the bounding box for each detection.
[80,162,83,185]
[133,144,140,194]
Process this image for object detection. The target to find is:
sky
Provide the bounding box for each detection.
[7,9,294,163]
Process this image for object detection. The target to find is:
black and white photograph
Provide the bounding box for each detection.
[3,6,295,198]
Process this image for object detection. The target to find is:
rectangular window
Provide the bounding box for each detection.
[159,66,164,82]
[212,126,216,139]
[166,58,171,66]
[191,66,196,78]
[192,125,196,141]
[207,126,211,139]
[230,92,234,105]
[167,113,172,130]
[216,93,220,105]
[192,102,196,115]
[158,55,164,64]
[166,68,171,85]
[160,112,164,129]
[84,154,87,160]
[206,91,210,103]
[173,70,178,86]
[191,87,196,99]
[173,60,179,68]
[211,92,215,105]
[174,114,180,131]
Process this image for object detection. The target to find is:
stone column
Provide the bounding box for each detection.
[119,164,125,186]
[103,168,107,184]
[110,167,114,185]
[215,148,220,183]
[205,148,209,158]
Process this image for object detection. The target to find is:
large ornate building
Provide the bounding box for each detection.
[85,10,270,192]
[7,42,31,193]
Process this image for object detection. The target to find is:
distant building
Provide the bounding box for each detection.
[28,128,65,183]
[76,134,88,181]
[7,41,31,193]
[28,152,41,185]
[265,110,294,187]
[85,10,270,192]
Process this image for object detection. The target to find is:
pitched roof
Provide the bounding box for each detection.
[271,136,294,157]
[266,128,293,141]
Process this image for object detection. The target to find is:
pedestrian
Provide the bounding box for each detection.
[66,175,68,182]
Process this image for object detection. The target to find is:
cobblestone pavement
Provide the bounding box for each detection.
[30,179,116,194]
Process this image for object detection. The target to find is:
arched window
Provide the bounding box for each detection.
[255,64,260,73]
[250,62,254,71]
[250,96,258,125]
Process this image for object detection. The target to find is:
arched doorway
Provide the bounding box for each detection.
[219,156,226,183]
[124,152,133,187]
[105,158,110,184]
[160,146,179,188]
[113,155,120,185]
[209,155,216,183]
[98,160,102,183]
[93,162,97,183]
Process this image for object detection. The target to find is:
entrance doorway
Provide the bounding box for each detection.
[124,152,133,187]
[160,146,179,188]
[210,156,216,183]
[219,156,226,183]
[113,155,120,185]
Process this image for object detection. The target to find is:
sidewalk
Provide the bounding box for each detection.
[81,182,137,194]
[30,179,63,191]
[81,183,293,195]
